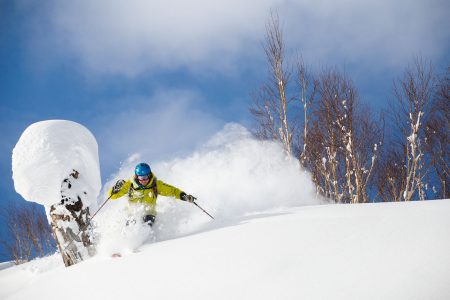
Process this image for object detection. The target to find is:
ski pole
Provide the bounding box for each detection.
[89,194,112,221]
[61,194,113,253]
[193,200,215,220]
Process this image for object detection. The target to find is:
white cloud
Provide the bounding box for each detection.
[280,0,449,70]
[41,0,280,76]
[31,0,449,75]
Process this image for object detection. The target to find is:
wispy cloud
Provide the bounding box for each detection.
[92,89,225,179]
[280,0,450,70]
[29,0,449,76]
[35,0,277,76]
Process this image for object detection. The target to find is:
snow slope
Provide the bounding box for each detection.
[1,199,449,300]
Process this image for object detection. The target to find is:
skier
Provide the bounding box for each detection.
[108,162,196,226]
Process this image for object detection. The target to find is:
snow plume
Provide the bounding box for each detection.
[95,123,318,255]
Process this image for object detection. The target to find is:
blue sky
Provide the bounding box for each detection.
[0,0,449,260]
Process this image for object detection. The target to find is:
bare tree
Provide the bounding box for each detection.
[375,137,410,203]
[391,58,434,201]
[0,202,54,264]
[37,212,54,256]
[297,59,317,167]
[307,69,381,203]
[1,204,31,264]
[250,12,295,155]
[424,66,449,198]
[2,206,23,264]
[306,70,343,201]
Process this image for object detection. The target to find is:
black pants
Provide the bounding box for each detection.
[143,215,156,227]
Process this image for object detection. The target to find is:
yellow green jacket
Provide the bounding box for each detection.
[108,174,184,216]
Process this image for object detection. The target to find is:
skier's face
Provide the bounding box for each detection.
[137,175,150,185]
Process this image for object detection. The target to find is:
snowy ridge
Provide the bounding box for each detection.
[1,199,449,300]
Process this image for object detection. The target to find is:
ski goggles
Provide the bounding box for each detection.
[137,175,150,181]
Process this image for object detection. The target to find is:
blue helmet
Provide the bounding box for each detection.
[135,163,151,176]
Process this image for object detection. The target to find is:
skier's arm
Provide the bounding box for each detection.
[156,180,196,202]
[156,180,183,199]
[108,180,131,199]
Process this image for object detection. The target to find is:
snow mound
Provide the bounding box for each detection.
[12,120,101,207]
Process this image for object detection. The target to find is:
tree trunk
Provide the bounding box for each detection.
[49,170,95,267]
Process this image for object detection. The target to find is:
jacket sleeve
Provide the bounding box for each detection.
[156,180,183,199]
[108,180,132,199]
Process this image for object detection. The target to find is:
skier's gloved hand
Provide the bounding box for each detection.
[112,179,126,194]
[180,192,196,203]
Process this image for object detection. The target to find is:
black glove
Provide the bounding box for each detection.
[180,192,196,203]
[112,179,126,194]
